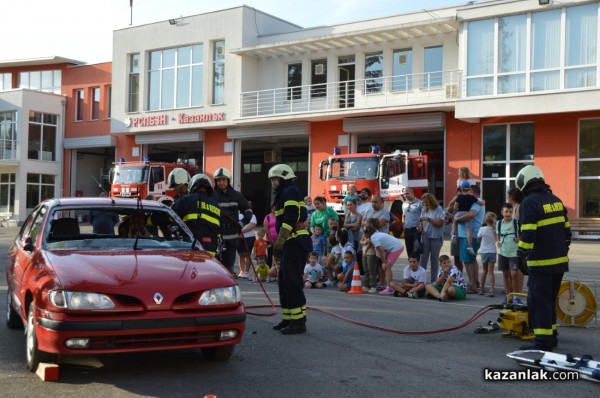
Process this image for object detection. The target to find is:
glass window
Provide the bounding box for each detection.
[0,173,15,214]
[365,52,383,94]
[392,49,412,91]
[579,119,600,217]
[18,70,61,93]
[310,59,327,98]
[148,45,204,111]
[91,87,100,120]
[212,40,225,105]
[287,63,302,100]
[106,86,112,118]
[75,89,84,121]
[26,174,55,210]
[27,111,58,161]
[0,111,17,161]
[424,46,443,88]
[0,73,11,91]
[565,4,598,89]
[482,123,534,214]
[128,53,140,112]
[497,15,526,94]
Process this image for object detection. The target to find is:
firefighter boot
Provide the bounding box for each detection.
[280,318,307,335]
[272,320,290,331]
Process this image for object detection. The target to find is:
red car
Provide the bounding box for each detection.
[6,197,245,371]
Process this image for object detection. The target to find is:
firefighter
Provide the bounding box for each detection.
[516,165,571,351]
[212,167,253,274]
[167,168,191,204]
[172,173,221,255]
[269,164,312,335]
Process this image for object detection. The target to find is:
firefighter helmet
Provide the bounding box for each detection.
[268,164,296,181]
[189,173,214,195]
[213,167,231,182]
[515,165,545,192]
[167,168,191,189]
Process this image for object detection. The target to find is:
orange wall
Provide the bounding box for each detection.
[114,135,138,162]
[445,115,482,204]
[203,129,232,176]
[62,62,112,139]
[309,120,346,198]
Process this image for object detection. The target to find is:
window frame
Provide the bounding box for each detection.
[91,87,101,120]
[75,89,85,121]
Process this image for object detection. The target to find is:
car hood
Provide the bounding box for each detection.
[44,250,235,296]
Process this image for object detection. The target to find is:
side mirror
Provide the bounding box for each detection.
[23,236,34,252]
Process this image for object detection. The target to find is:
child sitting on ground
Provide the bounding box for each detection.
[254,255,271,282]
[390,255,427,298]
[477,211,497,296]
[337,251,357,292]
[304,252,324,289]
[425,255,467,301]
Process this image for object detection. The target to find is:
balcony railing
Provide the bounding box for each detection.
[239,70,462,118]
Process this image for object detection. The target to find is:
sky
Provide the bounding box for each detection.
[1,0,468,65]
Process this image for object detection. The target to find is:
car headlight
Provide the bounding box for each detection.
[198,286,241,305]
[49,290,116,310]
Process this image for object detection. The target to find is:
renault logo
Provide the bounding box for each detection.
[153,293,164,305]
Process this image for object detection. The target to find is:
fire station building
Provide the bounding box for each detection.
[1,0,599,237]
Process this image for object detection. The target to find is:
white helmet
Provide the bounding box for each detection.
[268,164,296,181]
[189,173,214,195]
[168,168,191,188]
[213,167,231,182]
[516,165,545,192]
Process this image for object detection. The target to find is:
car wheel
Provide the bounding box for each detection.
[6,291,22,329]
[201,345,235,361]
[26,302,55,372]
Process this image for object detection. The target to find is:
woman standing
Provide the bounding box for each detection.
[362,225,404,295]
[418,193,445,282]
[343,198,362,249]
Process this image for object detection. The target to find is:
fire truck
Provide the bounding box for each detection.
[110,160,199,205]
[319,146,430,214]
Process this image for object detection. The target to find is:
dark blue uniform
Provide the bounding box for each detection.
[172,193,221,255]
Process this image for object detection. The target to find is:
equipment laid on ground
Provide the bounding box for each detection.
[556,279,597,327]
[497,293,534,341]
[474,321,500,334]
[507,350,600,383]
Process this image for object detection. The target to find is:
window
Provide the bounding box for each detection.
[365,52,383,93]
[91,87,100,120]
[482,123,534,215]
[0,173,16,214]
[18,70,61,93]
[310,59,327,98]
[128,53,140,112]
[148,44,204,111]
[212,40,225,105]
[26,174,55,211]
[75,89,84,121]
[287,63,302,100]
[0,111,17,160]
[392,49,413,91]
[466,3,599,96]
[424,46,443,88]
[579,120,600,217]
[27,111,58,161]
[0,73,11,91]
[106,86,112,118]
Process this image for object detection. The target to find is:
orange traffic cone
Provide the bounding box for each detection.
[347,262,365,294]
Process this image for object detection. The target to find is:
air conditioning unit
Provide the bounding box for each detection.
[264,150,277,163]
[445,84,459,99]
[314,64,324,75]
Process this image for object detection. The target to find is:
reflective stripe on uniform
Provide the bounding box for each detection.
[520,223,537,231]
[537,216,565,228]
[527,256,569,267]
[518,240,534,250]
[289,306,305,320]
[182,212,220,226]
[282,307,292,321]
[533,328,553,335]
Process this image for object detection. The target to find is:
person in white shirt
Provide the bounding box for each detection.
[362,226,404,296]
[477,212,498,296]
[390,255,427,298]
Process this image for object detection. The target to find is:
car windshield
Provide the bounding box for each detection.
[329,157,379,179]
[44,205,200,251]
[112,166,150,184]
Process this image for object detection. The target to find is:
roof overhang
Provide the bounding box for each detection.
[0,56,85,68]
[231,16,459,58]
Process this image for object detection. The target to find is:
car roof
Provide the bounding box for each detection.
[43,197,166,209]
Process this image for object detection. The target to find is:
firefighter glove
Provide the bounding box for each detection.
[242,210,253,225]
[273,227,291,256]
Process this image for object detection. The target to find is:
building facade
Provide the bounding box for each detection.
[2,0,599,236]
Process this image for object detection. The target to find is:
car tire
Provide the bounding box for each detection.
[26,302,55,372]
[201,344,235,361]
[6,291,23,330]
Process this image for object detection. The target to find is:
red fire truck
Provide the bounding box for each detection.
[110,160,199,205]
[319,146,430,214]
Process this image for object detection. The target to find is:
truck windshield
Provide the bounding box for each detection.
[113,166,150,184]
[329,158,379,179]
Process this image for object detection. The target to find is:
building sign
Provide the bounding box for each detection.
[125,112,226,128]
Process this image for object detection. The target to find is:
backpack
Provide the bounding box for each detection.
[497,219,519,241]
